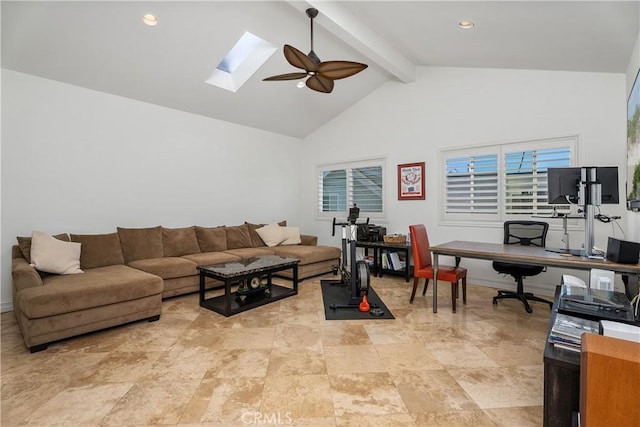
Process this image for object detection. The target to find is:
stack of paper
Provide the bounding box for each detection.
[548,313,599,352]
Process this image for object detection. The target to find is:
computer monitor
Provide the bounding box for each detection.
[547,167,581,204]
[547,166,619,205]
[594,166,619,204]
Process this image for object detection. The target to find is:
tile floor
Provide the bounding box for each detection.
[1,275,553,426]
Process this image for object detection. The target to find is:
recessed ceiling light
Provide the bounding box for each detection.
[143,14,158,26]
[458,20,475,29]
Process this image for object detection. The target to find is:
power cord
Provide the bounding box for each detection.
[594,213,620,223]
[594,208,626,240]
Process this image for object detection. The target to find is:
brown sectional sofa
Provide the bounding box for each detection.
[12,223,340,352]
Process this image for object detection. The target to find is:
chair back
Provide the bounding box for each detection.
[409,224,432,270]
[503,221,548,247]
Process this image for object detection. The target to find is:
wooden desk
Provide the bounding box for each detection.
[429,240,640,313]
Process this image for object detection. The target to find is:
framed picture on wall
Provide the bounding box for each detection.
[398,162,425,200]
[628,69,640,211]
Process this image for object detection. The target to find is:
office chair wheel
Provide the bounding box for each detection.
[526,306,533,314]
[492,297,498,305]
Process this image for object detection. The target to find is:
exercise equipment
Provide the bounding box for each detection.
[327,205,374,310]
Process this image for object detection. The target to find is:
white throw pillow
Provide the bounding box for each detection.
[30,230,84,275]
[280,226,301,245]
[255,224,287,247]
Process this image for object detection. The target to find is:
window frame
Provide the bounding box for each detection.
[439,135,580,227]
[315,157,387,222]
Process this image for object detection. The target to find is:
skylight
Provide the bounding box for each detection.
[206,32,276,93]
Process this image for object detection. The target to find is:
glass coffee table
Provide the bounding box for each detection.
[198,255,299,316]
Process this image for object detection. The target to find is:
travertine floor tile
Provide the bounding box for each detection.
[375,343,443,371]
[267,347,327,376]
[204,348,271,378]
[412,409,499,426]
[261,374,334,419]
[484,405,543,426]
[324,344,386,374]
[336,412,417,426]
[429,342,500,369]
[320,324,371,346]
[179,376,265,425]
[273,323,322,350]
[329,372,408,417]
[21,383,132,426]
[0,279,551,426]
[391,369,479,413]
[453,365,544,409]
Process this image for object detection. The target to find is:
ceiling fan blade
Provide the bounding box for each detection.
[283,45,319,72]
[318,61,368,80]
[263,72,308,81]
[306,75,334,93]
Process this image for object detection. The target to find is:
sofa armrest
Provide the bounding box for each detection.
[300,235,318,246]
[12,258,43,293]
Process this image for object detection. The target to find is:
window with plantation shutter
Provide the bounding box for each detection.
[504,146,572,215]
[441,136,577,224]
[317,159,385,220]
[446,153,499,215]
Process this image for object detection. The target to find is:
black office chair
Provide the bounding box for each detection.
[492,220,553,313]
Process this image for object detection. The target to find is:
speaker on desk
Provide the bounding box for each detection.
[606,237,640,265]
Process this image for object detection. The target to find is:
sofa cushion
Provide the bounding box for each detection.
[182,251,242,267]
[30,231,83,275]
[162,226,200,257]
[16,233,69,264]
[128,257,198,280]
[18,265,163,319]
[270,245,341,265]
[195,226,227,252]
[245,221,286,247]
[117,226,163,263]
[70,232,125,269]
[223,247,276,258]
[225,224,252,249]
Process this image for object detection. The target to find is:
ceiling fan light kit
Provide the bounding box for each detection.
[263,8,367,93]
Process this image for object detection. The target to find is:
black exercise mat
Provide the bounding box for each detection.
[321,280,394,320]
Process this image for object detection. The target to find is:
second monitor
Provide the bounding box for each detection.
[547,166,619,205]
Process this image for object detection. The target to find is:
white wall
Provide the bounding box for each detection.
[300,66,628,294]
[1,70,302,311]
[626,30,640,243]
[2,65,632,309]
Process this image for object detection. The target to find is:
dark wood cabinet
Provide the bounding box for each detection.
[544,287,581,427]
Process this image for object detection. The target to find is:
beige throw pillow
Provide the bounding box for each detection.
[30,230,83,275]
[280,226,301,245]
[255,224,286,247]
[255,224,301,247]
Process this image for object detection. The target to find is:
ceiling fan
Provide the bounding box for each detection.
[263,8,368,94]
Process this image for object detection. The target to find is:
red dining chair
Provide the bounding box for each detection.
[409,224,467,312]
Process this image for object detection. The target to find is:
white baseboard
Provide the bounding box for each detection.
[468,275,557,298]
[1,302,14,313]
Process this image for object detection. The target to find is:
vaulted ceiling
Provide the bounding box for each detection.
[3,1,638,138]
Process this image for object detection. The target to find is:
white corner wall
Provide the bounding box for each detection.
[1,70,302,311]
[300,66,628,294]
